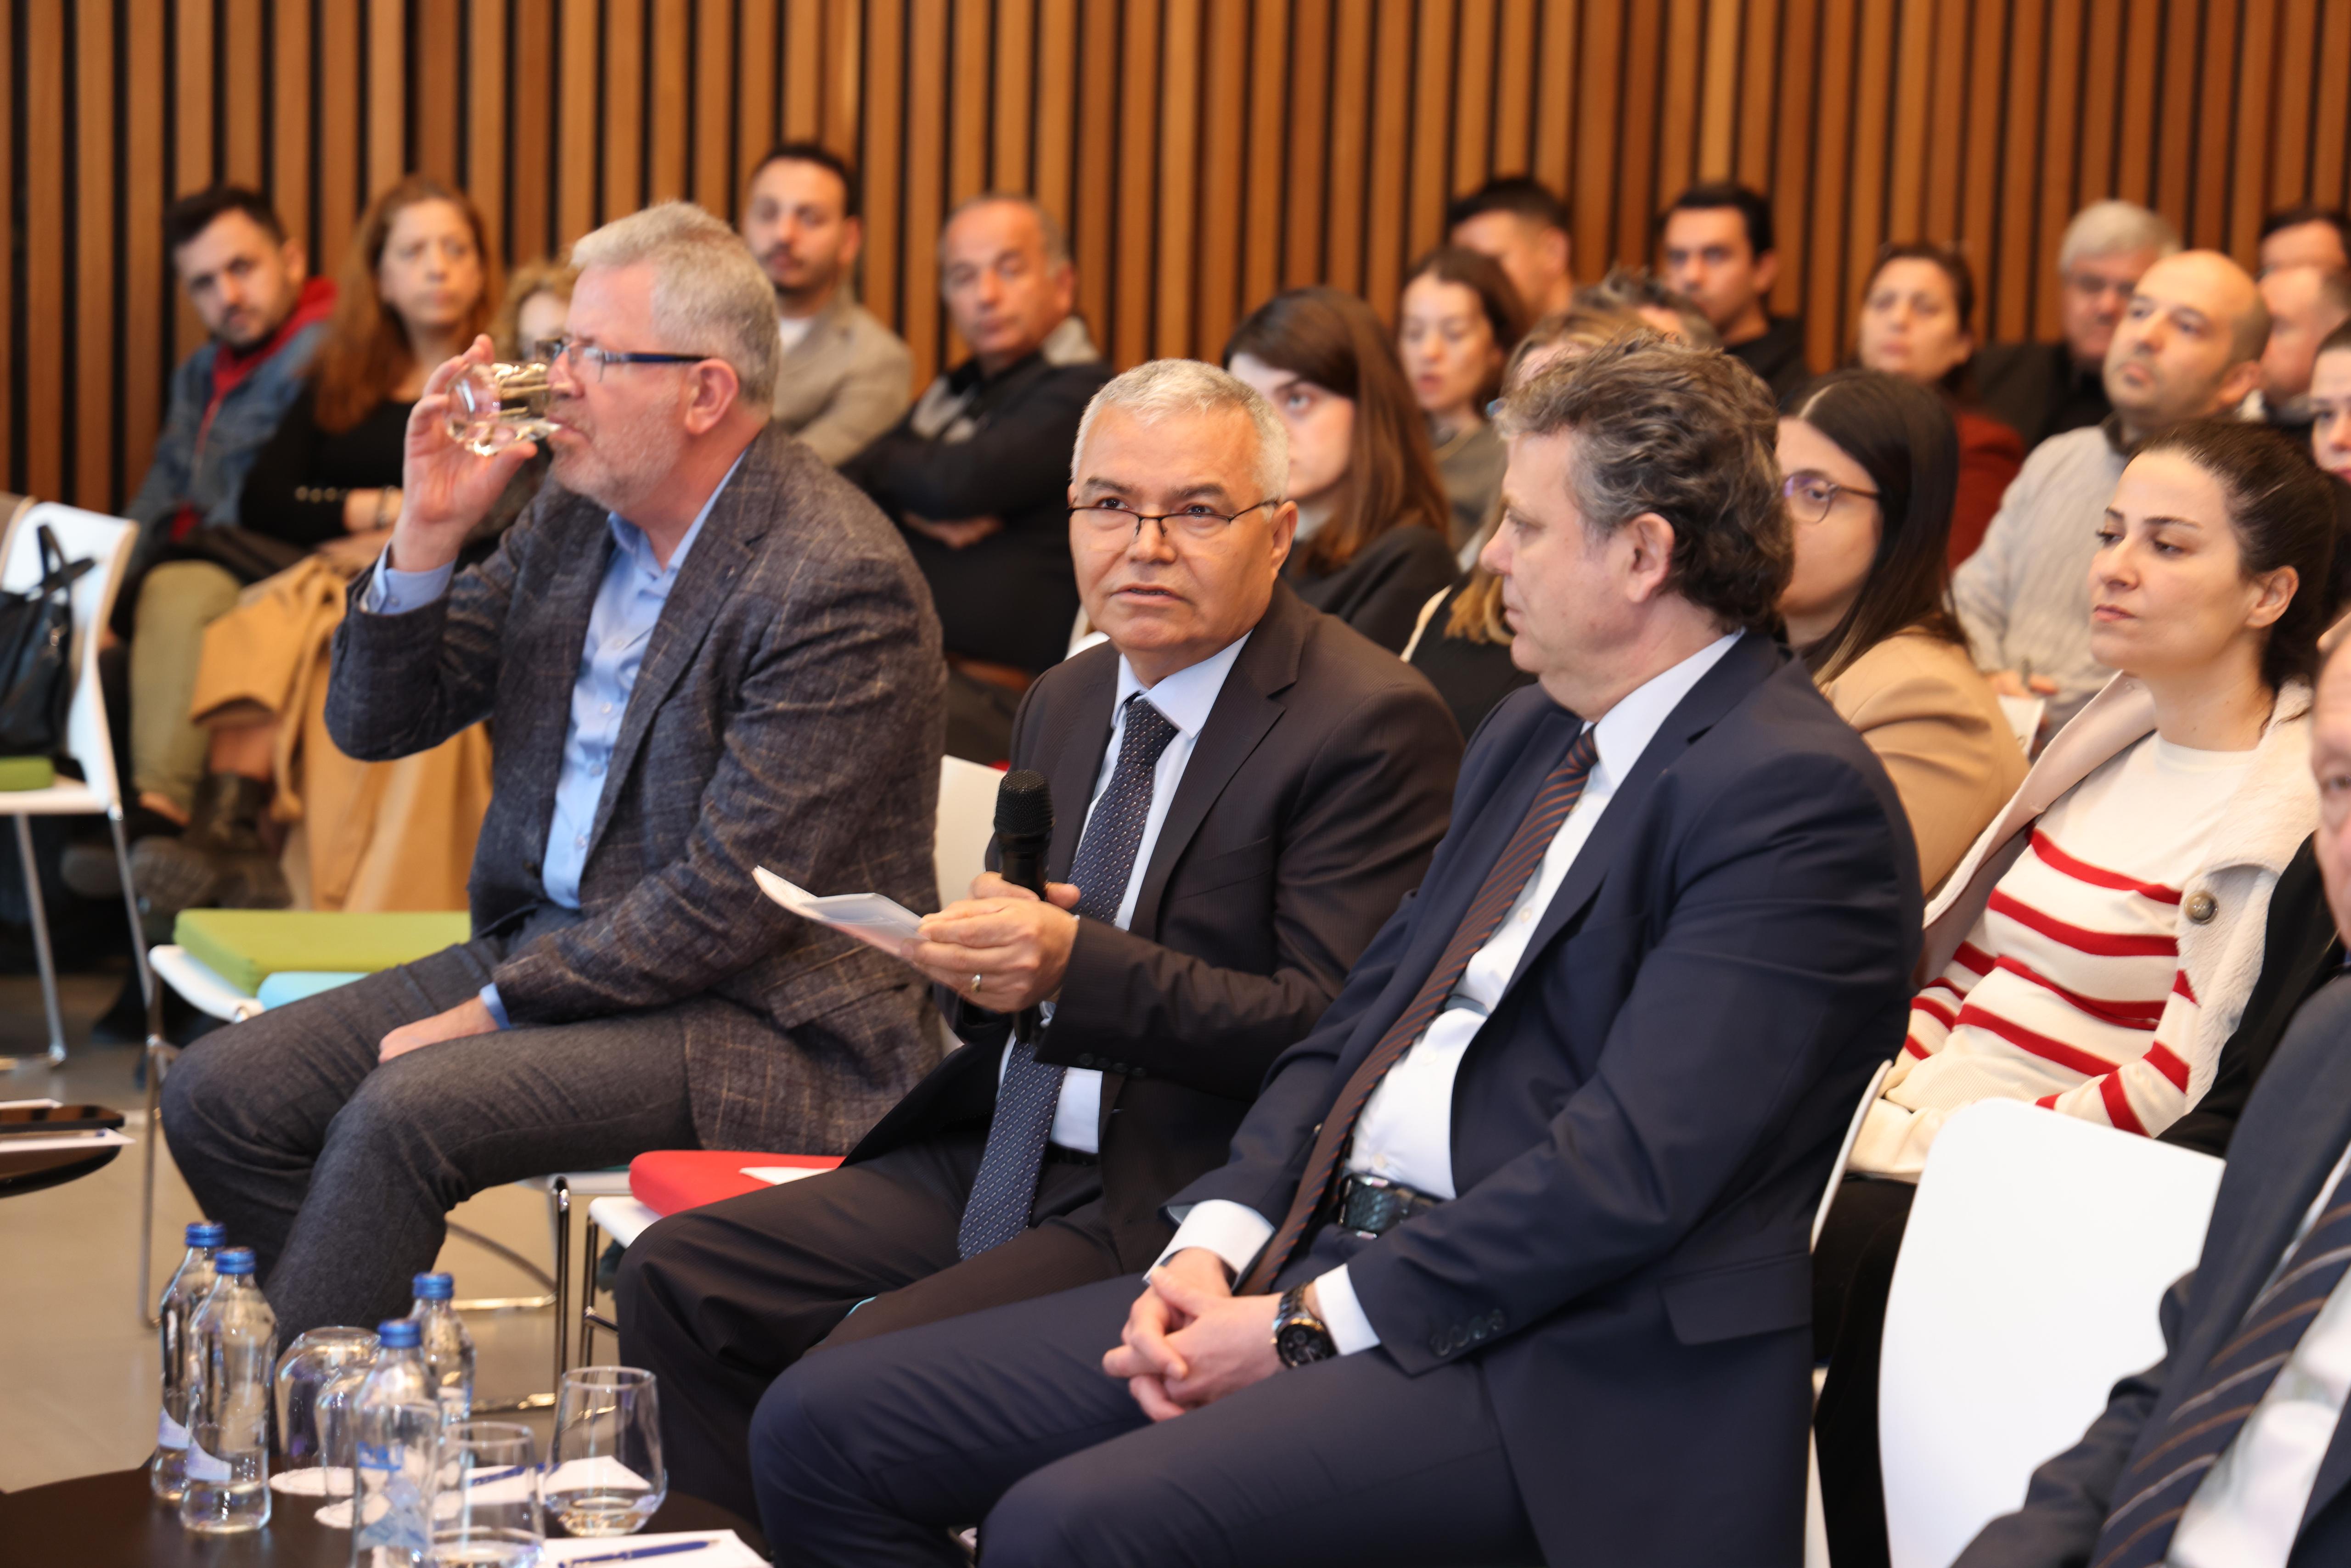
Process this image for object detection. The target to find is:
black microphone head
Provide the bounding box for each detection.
[994,769,1054,840]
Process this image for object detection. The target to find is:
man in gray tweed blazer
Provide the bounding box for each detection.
[163,202,945,1339]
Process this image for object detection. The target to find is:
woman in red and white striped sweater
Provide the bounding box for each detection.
[1814,418,2342,1568]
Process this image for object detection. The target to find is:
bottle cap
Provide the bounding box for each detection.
[185,1221,227,1248]
[412,1272,455,1301]
[214,1247,256,1276]
[376,1318,422,1349]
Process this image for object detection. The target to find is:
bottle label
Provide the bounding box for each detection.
[354,1442,431,1551]
[156,1408,189,1450]
[183,1442,231,1483]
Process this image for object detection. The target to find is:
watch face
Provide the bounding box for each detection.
[1277,1321,1336,1367]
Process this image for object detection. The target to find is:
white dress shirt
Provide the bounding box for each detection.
[996,633,1250,1153]
[2170,1136,2351,1567]
[1157,632,1741,1351]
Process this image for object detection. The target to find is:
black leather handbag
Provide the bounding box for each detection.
[0,525,96,757]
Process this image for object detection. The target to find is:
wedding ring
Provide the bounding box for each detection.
[970,973,984,995]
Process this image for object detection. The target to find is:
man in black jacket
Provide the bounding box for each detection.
[841,193,1113,762]
[1959,643,2351,1566]
[617,360,1462,1521]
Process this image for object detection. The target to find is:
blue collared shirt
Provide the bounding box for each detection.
[361,457,741,1027]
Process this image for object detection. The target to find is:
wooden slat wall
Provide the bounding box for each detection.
[16,0,2351,512]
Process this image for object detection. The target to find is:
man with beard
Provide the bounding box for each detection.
[161,201,946,1339]
[740,144,913,463]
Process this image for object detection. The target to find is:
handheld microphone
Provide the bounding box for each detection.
[992,770,1054,899]
[991,770,1054,1040]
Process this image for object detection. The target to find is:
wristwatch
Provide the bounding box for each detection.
[1272,1282,1337,1368]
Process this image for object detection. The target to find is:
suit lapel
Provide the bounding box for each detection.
[1502,633,1780,995]
[1042,655,1118,880]
[581,433,773,855]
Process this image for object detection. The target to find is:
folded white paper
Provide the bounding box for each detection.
[753,867,925,946]
[539,1530,765,1565]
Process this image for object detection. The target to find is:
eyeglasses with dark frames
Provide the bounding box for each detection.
[1068,498,1283,543]
[1781,471,1880,525]
[539,337,709,382]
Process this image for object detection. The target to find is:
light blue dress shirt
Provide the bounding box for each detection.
[360,458,740,1028]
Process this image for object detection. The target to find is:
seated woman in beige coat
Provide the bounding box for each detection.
[1777,368,2028,893]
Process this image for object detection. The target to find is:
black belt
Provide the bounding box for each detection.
[1331,1172,1445,1237]
[1043,1146,1099,1167]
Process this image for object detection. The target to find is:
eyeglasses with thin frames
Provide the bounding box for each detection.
[1781,471,1880,525]
[1068,498,1282,543]
[535,337,708,382]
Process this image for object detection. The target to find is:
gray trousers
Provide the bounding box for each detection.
[162,917,699,1340]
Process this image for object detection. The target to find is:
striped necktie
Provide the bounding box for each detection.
[2088,1182,2351,1568]
[1238,725,1603,1296]
[956,696,1179,1259]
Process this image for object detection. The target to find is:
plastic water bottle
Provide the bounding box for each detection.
[180,1246,276,1533]
[410,1272,476,1422]
[150,1220,229,1501]
[351,1317,439,1567]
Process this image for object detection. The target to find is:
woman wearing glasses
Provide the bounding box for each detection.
[1224,288,1460,654]
[1778,369,2025,895]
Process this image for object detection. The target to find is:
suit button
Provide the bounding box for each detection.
[1077,1053,1095,1068]
[1430,1332,1452,1355]
[1487,1310,1505,1332]
[525,860,541,875]
[2185,890,2217,923]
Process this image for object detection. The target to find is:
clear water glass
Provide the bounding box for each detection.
[431,1421,542,1567]
[314,1355,377,1501]
[545,1367,665,1537]
[276,1327,380,1473]
[446,361,556,455]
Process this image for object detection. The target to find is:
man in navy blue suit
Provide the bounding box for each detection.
[747,336,1924,1568]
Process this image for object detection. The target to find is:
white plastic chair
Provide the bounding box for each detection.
[1877,1099,2223,1568]
[0,502,154,1064]
[935,754,1001,909]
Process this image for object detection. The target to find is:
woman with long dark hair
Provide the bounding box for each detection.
[1225,287,1459,652]
[1397,247,1527,547]
[1779,368,2025,892]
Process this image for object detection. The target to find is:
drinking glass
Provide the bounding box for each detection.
[431,1421,542,1567]
[544,1367,665,1537]
[271,1327,377,1499]
[446,361,557,455]
[314,1354,378,1501]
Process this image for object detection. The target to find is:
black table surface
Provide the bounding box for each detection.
[0,1467,770,1566]
[0,1135,123,1197]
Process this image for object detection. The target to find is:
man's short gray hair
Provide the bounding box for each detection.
[944,192,1071,267]
[2058,199,2182,274]
[569,201,780,410]
[1071,360,1289,504]
[1498,336,1789,630]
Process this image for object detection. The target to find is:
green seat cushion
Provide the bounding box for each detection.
[173,910,472,995]
[0,757,56,791]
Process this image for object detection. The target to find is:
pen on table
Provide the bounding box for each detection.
[561,1541,714,1564]
[462,1465,526,1486]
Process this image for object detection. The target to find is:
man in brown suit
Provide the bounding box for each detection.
[162,201,945,1340]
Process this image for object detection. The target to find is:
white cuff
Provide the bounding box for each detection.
[1150,1199,1275,1283]
[1312,1264,1380,1354]
[364,552,456,615]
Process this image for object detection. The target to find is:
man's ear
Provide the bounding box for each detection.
[283,239,309,284]
[839,215,865,271]
[1752,249,1781,300]
[684,359,744,433]
[2218,356,2267,412]
[1266,499,1299,574]
[1621,512,1680,603]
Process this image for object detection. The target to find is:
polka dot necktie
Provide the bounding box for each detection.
[2087,1185,2351,1567]
[1238,725,1602,1296]
[957,696,1180,1260]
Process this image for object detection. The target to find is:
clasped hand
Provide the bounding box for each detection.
[897,872,1080,1012]
[1102,1247,1282,1421]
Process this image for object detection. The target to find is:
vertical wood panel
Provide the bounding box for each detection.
[1922,0,1969,241]
[1803,0,1857,370]
[2029,0,2085,340]
[1573,0,1622,277]
[1698,0,1742,179]
[275,0,315,259]
[1613,0,1664,271]
[1033,0,1078,223]
[1155,0,1202,357]
[782,0,821,142]
[75,0,117,509]
[994,0,1036,192]
[0,5,11,492]
[2228,0,2277,262]
[1363,0,1414,314]
[1531,0,1574,211]
[2191,0,2241,245]
[1241,0,1291,310]
[223,0,265,185]
[1492,0,1537,179]
[1283,0,1333,287]
[1991,0,2047,343]
[412,0,462,182]
[1073,0,1119,330]
[1196,0,1248,355]
[691,0,732,212]
[467,0,507,255]
[2077,0,2123,202]
[948,0,990,205]
[1408,0,1458,263]
[1321,0,1371,297]
[647,0,691,203]
[557,0,599,245]
[25,6,66,501]
[2269,0,2320,209]
[1113,0,1160,362]
[1659,0,1705,199]
[860,0,906,339]
[318,0,364,271]
[2318,0,2351,210]
[369,0,408,198]
[1453,0,1500,199]
[510,0,557,259]
[123,0,170,500]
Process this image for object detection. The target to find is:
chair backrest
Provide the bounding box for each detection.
[1878,1099,2223,1568]
[1812,1057,1895,1249]
[936,755,1002,910]
[0,503,138,808]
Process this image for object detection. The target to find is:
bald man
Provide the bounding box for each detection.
[1956,250,2270,728]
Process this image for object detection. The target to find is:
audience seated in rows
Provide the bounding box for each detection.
[1853,243,2025,565]
[1815,419,2339,1568]
[1957,249,2271,731]
[1957,637,2351,1567]
[2256,261,2351,444]
[1395,247,1527,549]
[1661,180,1815,400]
[1444,175,1575,320]
[2257,202,2351,277]
[1777,370,2026,893]
[741,334,1923,1568]
[617,360,1463,1523]
[739,143,914,464]
[1224,288,1460,654]
[1972,200,2178,452]
[160,202,947,1340]
[842,193,1112,764]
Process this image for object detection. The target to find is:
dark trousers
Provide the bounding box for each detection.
[614,1131,1119,1523]
[1811,1174,1918,1568]
[161,912,701,1340]
[943,666,1023,765]
[748,1231,1544,1568]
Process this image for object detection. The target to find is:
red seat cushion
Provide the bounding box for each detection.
[628,1150,843,1216]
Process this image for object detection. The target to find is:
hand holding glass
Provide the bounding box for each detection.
[545,1367,665,1537]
